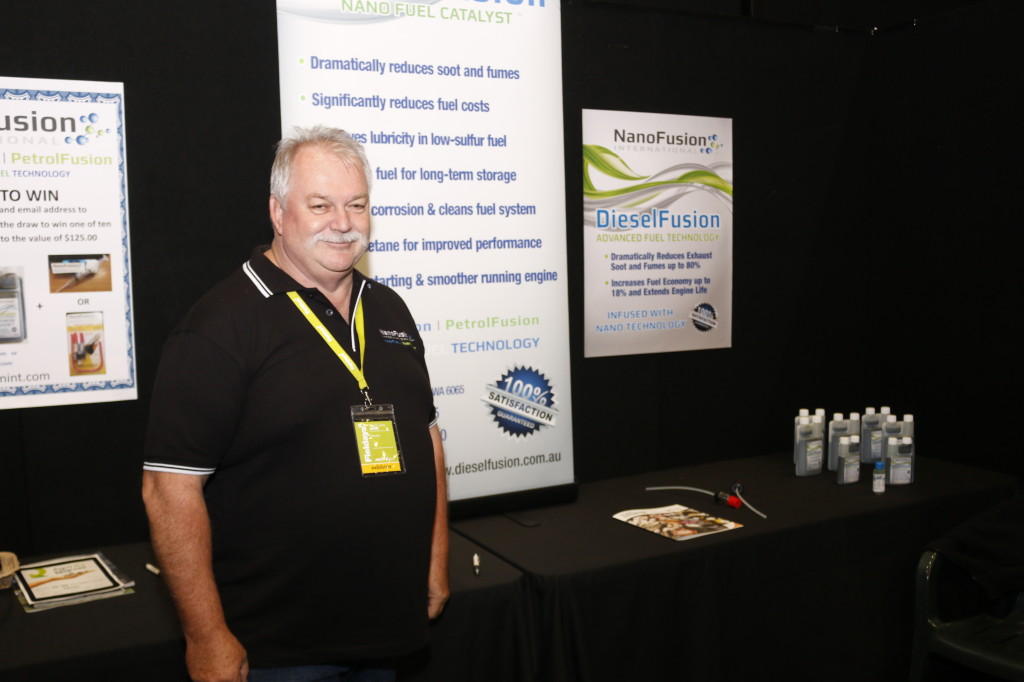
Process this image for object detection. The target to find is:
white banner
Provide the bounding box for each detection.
[277,0,573,501]
[583,109,733,357]
[0,77,137,409]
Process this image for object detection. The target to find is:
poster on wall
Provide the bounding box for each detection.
[0,76,137,409]
[582,109,733,358]
[276,0,573,502]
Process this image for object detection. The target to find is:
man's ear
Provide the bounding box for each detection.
[269,195,285,236]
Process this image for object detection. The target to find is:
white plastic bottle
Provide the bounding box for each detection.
[794,409,810,462]
[848,411,861,440]
[887,436,915,485]
[861,408,884,464]
[795,416,824,476]
[849,434,861,464]
[828,413,853,471]
[901,414,915,439]
[881,415,903,450]
[836,436,860,485]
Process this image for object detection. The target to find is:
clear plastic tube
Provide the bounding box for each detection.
[645,485,768,519]
[732,486,768,519]
[645,485,715,497]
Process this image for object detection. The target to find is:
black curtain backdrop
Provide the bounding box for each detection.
[1,0,1020,556]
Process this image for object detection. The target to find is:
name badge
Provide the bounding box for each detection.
[351,404,405,476]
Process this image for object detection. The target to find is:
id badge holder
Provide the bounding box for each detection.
[351,403,405,476]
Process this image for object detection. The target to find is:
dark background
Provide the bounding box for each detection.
[2,0,1020,556]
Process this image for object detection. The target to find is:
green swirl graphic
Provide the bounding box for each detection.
[583,145,732,199]
[583,145,733,228]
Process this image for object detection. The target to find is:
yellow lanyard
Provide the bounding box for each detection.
[286,290,371,403]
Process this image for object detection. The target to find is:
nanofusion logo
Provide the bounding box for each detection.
[613,128,725,155]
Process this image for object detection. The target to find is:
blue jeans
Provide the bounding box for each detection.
[248,663,395,682]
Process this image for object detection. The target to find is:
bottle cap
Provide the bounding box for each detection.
[889,437,898,444]
[851,435,860,443]
[850,412,860,421]
[886,414,897,422]
[903,414,914,422]
[798,416,810,425]
[840,436,850,444]
[881,406,892,414]
[798,408,809,417]
[902,436,913,444]
[833,413,843,421]
[875,461,885,469]
[865,407,876,414]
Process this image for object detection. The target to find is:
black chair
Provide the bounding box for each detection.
[911,549,1024,681]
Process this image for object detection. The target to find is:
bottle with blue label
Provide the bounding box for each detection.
[836,436,860,484]
[795,415,824,476]
[872,461,886,494]
[886,436,915,485]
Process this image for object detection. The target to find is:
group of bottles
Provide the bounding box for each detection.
[794,407,915,492]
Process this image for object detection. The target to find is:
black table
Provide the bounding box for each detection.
[0,534,532,682]
[2,456,1015,681]
[401,532,535,682]
[453,455,1019,682]
[0,543,186,681]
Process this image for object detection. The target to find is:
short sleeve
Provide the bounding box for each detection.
[142,330,247,475]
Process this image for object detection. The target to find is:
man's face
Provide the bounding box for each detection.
[270,144,370,285]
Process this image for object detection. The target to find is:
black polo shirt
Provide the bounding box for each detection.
[144,247,438,667]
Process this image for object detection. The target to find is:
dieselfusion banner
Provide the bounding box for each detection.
[277,0,574,501]
[582,109,733,357]
[0,76,137,409]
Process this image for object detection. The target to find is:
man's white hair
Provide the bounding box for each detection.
[270,125,372,207]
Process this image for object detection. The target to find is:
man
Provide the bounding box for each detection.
[142,126,449,682]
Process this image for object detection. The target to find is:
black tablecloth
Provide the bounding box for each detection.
[1,455,1015,682]
[0,543,186,681]
[401,531,535,682]
[454,454,1018,682]
[0,534,532,682]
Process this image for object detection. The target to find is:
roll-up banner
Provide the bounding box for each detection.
[582,109,733,358]
[277,0,574,502]
[0,76,137,409]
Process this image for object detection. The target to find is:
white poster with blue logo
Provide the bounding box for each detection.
[582,109,733,358]
[0,77,137,409]
[277,0,574,501]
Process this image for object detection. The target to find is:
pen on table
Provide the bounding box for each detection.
[472,553,480,576]
[145,563,161,576]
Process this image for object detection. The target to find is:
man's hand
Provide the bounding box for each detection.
[185,627,249,682]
